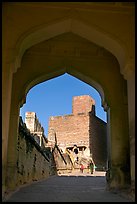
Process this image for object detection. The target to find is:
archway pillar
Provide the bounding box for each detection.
[122,58,135,191]
[109,104,130,190]
[6,103,20,191]
[127,72,135,192]
[2,61,14,196]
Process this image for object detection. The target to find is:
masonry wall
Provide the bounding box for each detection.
[48,95,96,149]
[25,112,47,147]
[16,118,56,187]
[72,95,95,115]
[48,95,107,170]
[89,113,107,169]
[25,112,44,134]
[48,113,90,148]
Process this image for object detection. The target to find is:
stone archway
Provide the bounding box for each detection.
[6,30,130,192]
[15,18,126,76]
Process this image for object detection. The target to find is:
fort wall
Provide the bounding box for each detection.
[16,117,56,188]
[48,95,107,169]
[25,112,47,147]
[48,113,89,149]
[89,114,107,169]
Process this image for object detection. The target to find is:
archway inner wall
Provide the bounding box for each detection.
[7,33,130,191]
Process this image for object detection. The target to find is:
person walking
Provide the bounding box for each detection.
[89,161,94,174]
[80,163,84,173]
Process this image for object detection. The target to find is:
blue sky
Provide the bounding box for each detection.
[20,73,107,136]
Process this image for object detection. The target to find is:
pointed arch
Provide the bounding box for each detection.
[15,18,126,76]
[20,67,107,113]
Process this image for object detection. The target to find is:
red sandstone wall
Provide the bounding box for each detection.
[72,95,95,115]
[48,113,89,148]
[48,95,107,170]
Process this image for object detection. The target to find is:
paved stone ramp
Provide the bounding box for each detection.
[3,172,133,202]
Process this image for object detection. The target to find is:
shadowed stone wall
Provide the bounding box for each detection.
[15,117,57,187]
[89,113,107,169]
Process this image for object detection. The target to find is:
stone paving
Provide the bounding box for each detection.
[3,171,133,202]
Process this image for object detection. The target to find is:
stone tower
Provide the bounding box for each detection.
[72,95,95,115]
[48,95,95,151]
[48,95,107,169]
[25,112,46,147]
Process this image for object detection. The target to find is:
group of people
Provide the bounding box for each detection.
[80,161,95,174]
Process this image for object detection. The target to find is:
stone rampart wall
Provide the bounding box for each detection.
[16,118,57,187]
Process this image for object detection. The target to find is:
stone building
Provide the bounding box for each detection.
[25,112,47,148]
[48,95,107,170]
[2,2,134,198]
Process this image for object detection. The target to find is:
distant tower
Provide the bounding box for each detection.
[25,112,36,132]
[25,112,46,147]
[72,95,96,115]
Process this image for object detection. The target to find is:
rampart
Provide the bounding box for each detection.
[10,117,57,192]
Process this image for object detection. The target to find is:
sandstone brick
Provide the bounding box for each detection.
[48,95,107,169]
